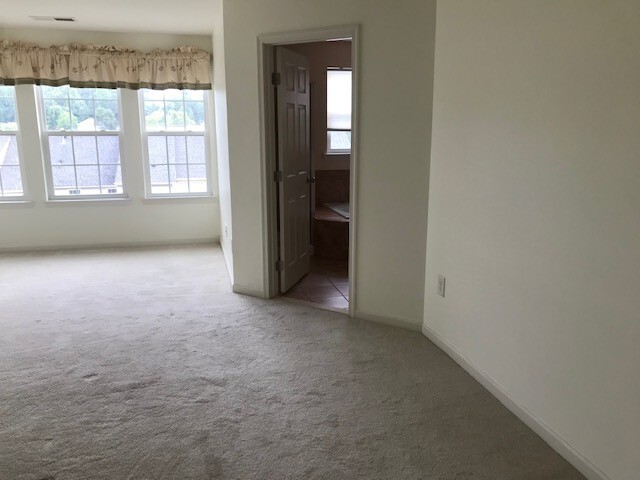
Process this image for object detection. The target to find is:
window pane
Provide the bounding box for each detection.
[52,166,77,191]
[70,99,92,131]
[42,85,69,98]
[0,166,23,197]
[327,131,351,152]
[183,90,204,101]
[73,136,98,164]
[48,136,74,165]
[185,102,205,131]
[99,165,122,194]
[0,90,24,197]
[168,164,189,193]
[142,89,207,134]
[0,135,20,166]
[43,87,120,132]
[44,100,74,131]
[164,89,183,101]
[165,102,186,130]
[186,136,205,163]
[95,101,120,131]
[189,179,208,194]
[146,134,209,195]
[142,90,209,196]
[188,164,208,193]
[142,89,164,101]
[148,136,168,164]
[150,164,170,194]
[93,88,118,100]
[41,87,123,198]
[327,70,352,130]
[76,166,100,191]
[97,136,121,164]
[0,87,18,130]
[144,101,165,131]
[167,136,187,164]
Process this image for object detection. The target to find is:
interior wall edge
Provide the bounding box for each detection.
[220,238,234,285]
[232,283,267,299]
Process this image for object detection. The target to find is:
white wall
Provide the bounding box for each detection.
[424,2,640,479]
[218,0,437,326]
[0,27,220,250]
[211,0,234,280]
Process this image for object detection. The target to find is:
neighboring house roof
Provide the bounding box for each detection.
[0,136,23,192]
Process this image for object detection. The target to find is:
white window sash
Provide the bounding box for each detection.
[139,91,213,198]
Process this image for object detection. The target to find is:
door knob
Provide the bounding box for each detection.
[307,176,316,184]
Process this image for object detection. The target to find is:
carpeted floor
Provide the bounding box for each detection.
[0,245,584,480]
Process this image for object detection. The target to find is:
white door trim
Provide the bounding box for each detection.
[257,24,360,317]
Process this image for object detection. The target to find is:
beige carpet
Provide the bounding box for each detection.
[0,245,584,479]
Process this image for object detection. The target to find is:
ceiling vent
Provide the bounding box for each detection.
[29,16,76,22]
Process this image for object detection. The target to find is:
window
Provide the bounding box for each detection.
[40,86,124,198]
[0,86,25,198]
[141,89,210,196]
[326,69,352,154]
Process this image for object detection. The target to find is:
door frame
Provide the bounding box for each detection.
[257,24,360,317]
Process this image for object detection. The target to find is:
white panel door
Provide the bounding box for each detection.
[276,47,311,293]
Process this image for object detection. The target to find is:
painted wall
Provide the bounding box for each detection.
[0,27,220,250]
[424,2,640,479]
[212,0,234,280]
[288,41,351,172]
[219,0,437,326]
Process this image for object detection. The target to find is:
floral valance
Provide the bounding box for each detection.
[0,41,211,90]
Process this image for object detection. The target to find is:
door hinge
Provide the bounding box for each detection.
[275,259,284,272]
[272,72,281,86]
[273,170,283,182]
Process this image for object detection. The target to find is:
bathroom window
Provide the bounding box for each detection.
[0,86,25,198]
[326,68,352,154]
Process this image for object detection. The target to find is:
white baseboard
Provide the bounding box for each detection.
[355,309,422,332]
[421,322,610,480]
[0,238,219,253]
[232,283,267,299]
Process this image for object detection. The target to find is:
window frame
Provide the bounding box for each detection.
[326,67,352,155]
[139,89,213,199]
[37,86,128,201]
[0,86,28,201]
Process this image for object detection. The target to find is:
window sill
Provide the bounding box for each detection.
[142,195,218,204]
[324,152,351,157]
[45,196,131,206]
[0,200,33,207]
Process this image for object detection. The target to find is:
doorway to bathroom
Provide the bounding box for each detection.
[258,26,359,316]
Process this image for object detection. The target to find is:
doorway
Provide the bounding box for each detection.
[257,25,359,316]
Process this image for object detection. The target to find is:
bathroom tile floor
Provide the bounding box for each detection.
[282,257,349,311]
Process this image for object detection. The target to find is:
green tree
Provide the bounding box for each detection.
[95,107,118,130]
[185,102,204,127]
[55,109,78,130]
[45,105,65,130]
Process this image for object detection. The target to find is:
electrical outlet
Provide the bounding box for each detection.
[437,274,446,297]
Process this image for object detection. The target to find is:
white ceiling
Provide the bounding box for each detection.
[0,0,214,35]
